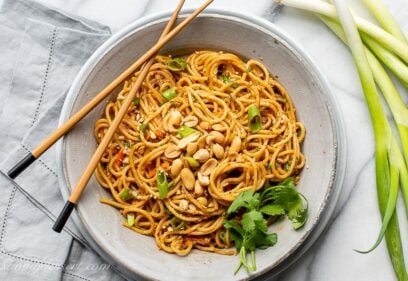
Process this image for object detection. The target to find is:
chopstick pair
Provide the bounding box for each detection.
[6,0,214,233]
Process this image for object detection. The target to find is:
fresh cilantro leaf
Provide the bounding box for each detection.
[291,208,308,230]
[287,198,303,218]
[230,231,243,251]
[255,232,278,249]
[227,189,260,215]
[244,228,277,251]
[225,177,308,275]
[260,178,308,230]
[224,220,244,250]
[281,177,295,187]
[254,219,268,234]
[260,205,286,216]
[224,219,244,236]
[242,210,263,233]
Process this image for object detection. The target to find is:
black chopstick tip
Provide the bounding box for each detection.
[7,153,36,179]
[53,201,75,233]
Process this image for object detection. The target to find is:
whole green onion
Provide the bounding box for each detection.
[331,1,408,280]
[167,57,187,71]
[276,0,408,279]
[278,0,408,63]
[156,170,169,199]
[178,126,197,138]
[248,105,262,133]
[162,88,177,101]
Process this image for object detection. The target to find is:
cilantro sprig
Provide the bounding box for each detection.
[224,177,308,274]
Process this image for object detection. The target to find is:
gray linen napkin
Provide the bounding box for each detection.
[0,0,125,280]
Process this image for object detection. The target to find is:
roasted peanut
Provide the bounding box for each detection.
[193,149,210,163]
[180,168,195,190]
[206,131,224,145]
[164,144,181,158]
[194,181,204,195]
[199,121,211,130]
[200,158,218,176]
[196,197,208,206]
[168,110,182,126]
[179,199,188,210]
[197,172,209,186]
[197,135,207,149]
[170,158,183,177]
[212,143,224,159]
[178,132,200,149]
[212,123,227,132]
[183,116,199,127]
[186,142,198,156]
[229,136,242,153]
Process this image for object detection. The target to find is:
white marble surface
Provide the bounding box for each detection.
[36,0,408,280]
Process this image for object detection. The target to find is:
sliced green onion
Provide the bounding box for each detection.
[178,126,197,138]
[124,142,130,148]
[167,57,187,71]
[170,217,186,230]
[140,123,149,134]
[119,188,134,201]
[162,88,177,101]
[133,98,140,106]
[185,157,200,168]
[222,75,231,83]
[248,105,262,133]
[156,170,169,199]
[127,213,135,226]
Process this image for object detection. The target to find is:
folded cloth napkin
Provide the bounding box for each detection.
[0,0,125,280]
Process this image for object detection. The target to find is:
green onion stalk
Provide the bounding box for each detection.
[276,0,408,63]
[319,17,408,207]
[361,0,407,44]
[329,0,408,88]
[316,0,408,167]
[325,1,408,279]
[275,0,408,279]
[362,35,408,88]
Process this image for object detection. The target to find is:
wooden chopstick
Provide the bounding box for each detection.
[7,0,214,180]
[52,0,214,233]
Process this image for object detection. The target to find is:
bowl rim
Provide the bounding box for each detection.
[56,8,346,280]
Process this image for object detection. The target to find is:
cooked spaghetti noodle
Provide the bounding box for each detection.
[94,51,305,256]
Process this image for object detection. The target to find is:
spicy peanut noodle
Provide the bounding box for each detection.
[94,51,305,256]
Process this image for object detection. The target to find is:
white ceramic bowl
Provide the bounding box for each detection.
[57,9,346,281]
